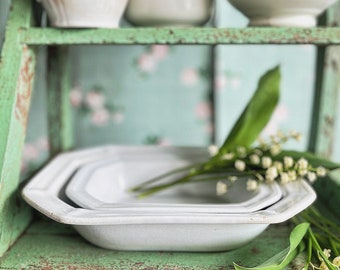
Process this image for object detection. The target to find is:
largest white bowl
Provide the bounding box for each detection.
[227,0,338,27]
[22,146,316,252]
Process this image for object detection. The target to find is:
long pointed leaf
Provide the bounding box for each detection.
[219,66,281,154]
[233,223,309,270]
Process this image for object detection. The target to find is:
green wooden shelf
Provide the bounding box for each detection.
[0,220,292,269]
[20,27,340,46]
[1,0,340,268]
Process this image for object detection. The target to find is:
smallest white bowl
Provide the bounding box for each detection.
[37,0,129,28]
[227,0,338,27]
[125,0,214,27]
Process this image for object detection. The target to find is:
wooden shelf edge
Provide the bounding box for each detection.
[20,27,340,46]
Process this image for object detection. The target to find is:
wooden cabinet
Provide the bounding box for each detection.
[0,0,339,268]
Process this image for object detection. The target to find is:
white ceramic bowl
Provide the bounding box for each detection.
[66,155,283,213]
[227,0,338,27]
[125,0,214,27]
[37,0,129,28]
[22,146,316,252]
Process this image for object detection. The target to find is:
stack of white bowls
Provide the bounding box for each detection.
[22,145,316,251]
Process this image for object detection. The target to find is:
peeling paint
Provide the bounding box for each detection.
[14,46,34,130]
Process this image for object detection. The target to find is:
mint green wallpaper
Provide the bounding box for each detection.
[70,44,212,147]
[0,0,338,178]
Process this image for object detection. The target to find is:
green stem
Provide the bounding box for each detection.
[130,162,204,192]
[308,227,337,270]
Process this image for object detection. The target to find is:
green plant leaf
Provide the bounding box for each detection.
[233,223,309,270]
[277,150,340,170]
[219,66,281,154]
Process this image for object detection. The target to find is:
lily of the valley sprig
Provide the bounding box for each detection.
[131,66,340,198]
[214,130,328,197]
[131,65,340,270]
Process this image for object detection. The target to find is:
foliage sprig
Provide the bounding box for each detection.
[131,66,340,270]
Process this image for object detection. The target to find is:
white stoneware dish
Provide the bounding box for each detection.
[37,0,129,28]
[22,146,316,252]
[227,0,338,27]
[125,0,214,27]
[65,155,283,213]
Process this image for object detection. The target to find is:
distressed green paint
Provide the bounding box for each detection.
[20,27,340,45]
[309,6,340,159]
[47,46,73,156]
[0,220,291,269]
[0,0,36,256]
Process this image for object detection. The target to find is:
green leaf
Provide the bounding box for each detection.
[233,223,309,270]
[219,66,281,154]
[277,150,340,170]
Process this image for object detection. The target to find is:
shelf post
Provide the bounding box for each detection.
[0,0,36,256]
[308,4,340,217]
[46,46,74,156]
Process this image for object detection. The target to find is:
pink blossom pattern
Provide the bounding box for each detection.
[70,85,125,127]
[150,45,169,60]
[86,90,106,110]
[22,144,40,161]
[137,53,157,73]
[181,68,199,87]
[90,109,110,126]
[136,46,170,74]
[69,87,83,107]
[195,101,212,120]
[214,74,228,90]
[21,137,49,175]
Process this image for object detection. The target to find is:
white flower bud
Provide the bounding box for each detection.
[266,166,278,182]
[307,172,317,183]
[246,179,258,191]
[333,256,340,266]
[316,166,327,177]
[236,146,247,157]
[288,170,297,181]
[270,144,281,156]
[254,149,263,156]
[273,161,283,172]
[262,156,272,169]
[298,169,308,176]
[235,160,246,171]
[284,156,294,169]
[208,145,219,157]
[221,152,235,160]
[216,181,228,196]
[319,262,328,270]
[280,172,290,184]
[249,154,260,165]
[276,130,285,139]
[290,130,302,141]
[297,158,309,170]
[228,176,238,182]
[257,137,266,146]
[323,249,331,258]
